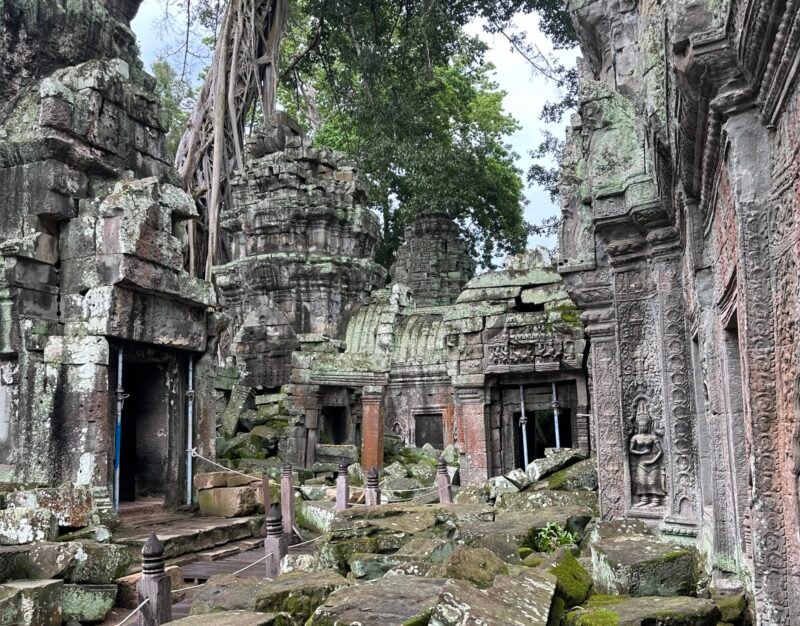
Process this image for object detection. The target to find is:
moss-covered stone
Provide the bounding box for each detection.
[591,533,698,597]
[547,551,593,607]
[564,595,720,626]
[61,584,117,622]
[253,569,350,624]
[431,546,508,589]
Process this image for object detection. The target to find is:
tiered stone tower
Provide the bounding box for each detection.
[215,120,385,388]
[390,214,474,307]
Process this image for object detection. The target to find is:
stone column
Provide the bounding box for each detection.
[650,235,700,532]
[365,466,381,506]
[280,461,295,541]
[726,110,790,622]
[303,386,321,467]
[136,533,171,626]
[360,385,385,472]
[335,458,349,513]
[584,309,626,520]
[264,505,287,579]
[453,378,487,485]
[436,457,452,504]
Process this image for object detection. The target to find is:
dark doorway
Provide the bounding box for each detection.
[320,406,348,444]
[415,413,444,448]
[514,408,573,467]
[119,362,168,502]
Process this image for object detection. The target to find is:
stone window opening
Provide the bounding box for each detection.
[320,406,349,445]
[414,412,445,449]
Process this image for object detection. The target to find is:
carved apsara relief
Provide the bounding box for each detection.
[629,397,667,508]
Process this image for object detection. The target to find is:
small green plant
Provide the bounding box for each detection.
[525,522,578,553]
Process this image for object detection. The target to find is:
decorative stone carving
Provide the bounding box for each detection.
[628,398,666,509]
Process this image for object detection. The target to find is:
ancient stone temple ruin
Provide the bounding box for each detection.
[559,0,800,620]
[0,0,795,623]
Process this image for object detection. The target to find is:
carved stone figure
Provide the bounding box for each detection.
[629,399,666,508]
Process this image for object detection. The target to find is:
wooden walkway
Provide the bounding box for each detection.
[170,535,319,620]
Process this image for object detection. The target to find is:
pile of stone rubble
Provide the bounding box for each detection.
[170,449,748,626]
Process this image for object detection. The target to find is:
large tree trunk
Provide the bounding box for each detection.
[175,0,288,280]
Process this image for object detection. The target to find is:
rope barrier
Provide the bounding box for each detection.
[114,597,149,626]
[188,448,262,481]
[231,553,270,575]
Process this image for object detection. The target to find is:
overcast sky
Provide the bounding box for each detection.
[131,2,577,252]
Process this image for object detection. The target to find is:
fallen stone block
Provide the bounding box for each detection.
[297,501,335,534]
[495,489,598,514]
[4,489,81,531]
[194,472,234,490]
[253,569,351,622]
[430,568,557,626]
[308,574,448,626]
[0,508,59,545]
[25,542,80,580]
[279,554,323,575]
[431,546,508,589]
[198,486,258,517]
[543,458,598,491]
[526,448,588,482]
[190,575,275,614]
[221,384,254,438]
[461,507,592,562]
[564,595,721,625]
[68,542,132,584]
[381,477,424,502]
[0,546,33,583]
[395,537,455,564]
[61,583,116,622]
[171,611,281,625]
[348,552,408,580]
[591,533,698,597]
[5,484,93,528]
[116,565,182,608]
[1,579,63,626]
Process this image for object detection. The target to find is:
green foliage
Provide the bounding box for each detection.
[151,57,194,162]
[279,0,537,269]
[525,522,578,553]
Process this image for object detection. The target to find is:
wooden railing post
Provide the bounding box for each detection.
[436,457,452,504]
[336,458,350,513]
[281,461,295,542]
[365,466,381,506]
[265,504,287,579]
[136,533,171,626]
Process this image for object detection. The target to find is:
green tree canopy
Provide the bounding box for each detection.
[279,0,545,268]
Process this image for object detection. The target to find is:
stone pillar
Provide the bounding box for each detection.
[584,310,626,520]
[303,387,321,467]
[360,386,385,472]
[335,458,349,513]
[454,379,488,485]
[264,505,287,579]
[436,457,452,504]
[650,236,700,531]
[136,533,171,626]
[726,110,790,622]
[365,466,381,506]
[280,461,295,541]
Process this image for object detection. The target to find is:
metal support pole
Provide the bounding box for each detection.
[552,382,561,449]
[519,384,529,468]
[185,357,195,506]
[114,346,125,512]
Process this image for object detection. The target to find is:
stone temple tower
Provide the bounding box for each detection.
[214,118,386,388]
[390,214,474,306]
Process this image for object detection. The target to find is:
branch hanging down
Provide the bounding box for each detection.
[175,0,289,280]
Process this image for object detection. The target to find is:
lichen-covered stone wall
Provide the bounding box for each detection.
[560,0,800,620]
[0,0,215,507]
